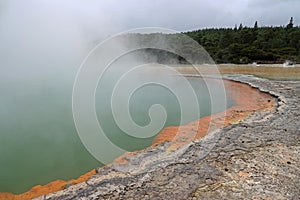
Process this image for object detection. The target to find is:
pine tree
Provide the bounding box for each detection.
[238,23,243,30]
[287,17,294,29]
[234,24,237,31]
[254,21,258,29]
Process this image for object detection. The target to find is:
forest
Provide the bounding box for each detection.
[129,17,300,64]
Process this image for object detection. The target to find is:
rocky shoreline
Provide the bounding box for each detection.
[32,75,299,200]
[0,74,273,200]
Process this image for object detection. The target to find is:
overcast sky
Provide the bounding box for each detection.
[1,0,299,34]
[0,0,299,75]
[105,0,300,31]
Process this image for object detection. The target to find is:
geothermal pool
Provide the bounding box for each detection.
[0,71,233,194]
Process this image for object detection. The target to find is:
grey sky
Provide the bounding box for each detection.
[0,0,299,75]
[1,0,299,34]
[109,0,300,30]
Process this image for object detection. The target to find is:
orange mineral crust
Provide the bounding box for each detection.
[152,79,275,150]
[0,170,97,200]
[0,79,275,200]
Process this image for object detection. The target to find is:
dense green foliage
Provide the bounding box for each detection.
[129,18,300,64]
[185,20,300,64]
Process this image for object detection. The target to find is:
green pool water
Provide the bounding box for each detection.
[0,70,234,194]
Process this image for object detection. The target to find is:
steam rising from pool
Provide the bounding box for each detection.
[72,29,228,166]
[0,1,119,193]
[0,2,229,194]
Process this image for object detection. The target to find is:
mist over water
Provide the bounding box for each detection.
[0,0,115,193]
[0,1,232,194]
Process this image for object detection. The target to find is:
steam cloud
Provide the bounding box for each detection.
[0,0,227,193]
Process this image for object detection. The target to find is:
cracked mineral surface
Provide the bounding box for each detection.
[31,75,300,199]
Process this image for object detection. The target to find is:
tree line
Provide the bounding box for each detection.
[185,17,300,64]
[126,17,300,64]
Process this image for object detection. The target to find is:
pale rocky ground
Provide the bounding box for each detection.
[36,75,300,200]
